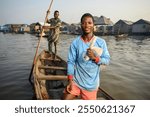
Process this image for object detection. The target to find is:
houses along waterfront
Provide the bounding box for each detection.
[0,16,150,36]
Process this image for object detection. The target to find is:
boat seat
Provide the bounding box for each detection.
[37,75,67,80]
[38,65,67,70]
[40,58,61,61]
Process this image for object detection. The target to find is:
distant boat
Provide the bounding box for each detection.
[115,34,128,38]
[60,30,70,34]
[33,50,114,100]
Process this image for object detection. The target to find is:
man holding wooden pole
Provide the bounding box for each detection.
[43,10,61,56]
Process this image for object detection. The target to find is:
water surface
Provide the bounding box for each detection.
[0,33,150,99]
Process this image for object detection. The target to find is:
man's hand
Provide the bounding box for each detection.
[47,10,50,15]
[66,80,73,93]
[87,48,96,60]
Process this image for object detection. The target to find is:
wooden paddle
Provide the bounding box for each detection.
[29,0,54,83]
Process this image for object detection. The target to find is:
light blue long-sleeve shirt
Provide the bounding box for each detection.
[67,36,110,91]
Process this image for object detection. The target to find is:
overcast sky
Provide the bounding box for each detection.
[0,0,150,25]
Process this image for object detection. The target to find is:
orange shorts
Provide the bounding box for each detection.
[64,82,98,100]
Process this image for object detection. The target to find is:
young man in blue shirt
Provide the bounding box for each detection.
[63,13,110,100]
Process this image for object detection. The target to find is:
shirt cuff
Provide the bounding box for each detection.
[68,75,73,80]
[94,57,100,64]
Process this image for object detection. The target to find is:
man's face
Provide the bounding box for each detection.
[54,12,59,19]
[81,16,94,34]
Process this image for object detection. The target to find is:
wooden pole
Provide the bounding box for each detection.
[29,0,54,82]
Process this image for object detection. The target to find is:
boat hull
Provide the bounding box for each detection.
[33,50,114,100]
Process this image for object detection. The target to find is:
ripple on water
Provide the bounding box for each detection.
[0,33,150,99]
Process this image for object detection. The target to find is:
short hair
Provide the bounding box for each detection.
[81,13,94,23]
[54,10,59,14]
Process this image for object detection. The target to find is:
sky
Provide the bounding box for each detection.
[0,0,150,25]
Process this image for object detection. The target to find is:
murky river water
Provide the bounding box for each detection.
[0,33,150,99]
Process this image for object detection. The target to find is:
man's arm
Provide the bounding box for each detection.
[98,40,110,65]
[42,26,55,29]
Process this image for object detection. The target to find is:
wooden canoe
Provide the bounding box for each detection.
[33,50,114,100]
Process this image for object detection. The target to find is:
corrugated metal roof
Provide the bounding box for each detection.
[94,16,113,25]
[93,16,99,23]
[122,20,133,25]
[115,20,133,25]
[133,19,150,25]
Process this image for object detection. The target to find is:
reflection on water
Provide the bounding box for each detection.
[0,33,150,99]
[101,36,150,99]
[130,35,150,40]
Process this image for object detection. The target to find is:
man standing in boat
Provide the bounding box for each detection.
[45,10,61,55]
[63,13,110,100]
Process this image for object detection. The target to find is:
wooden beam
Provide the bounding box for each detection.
[37,75,67,80]
[40,58,61,61]
[38,65,67,70]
